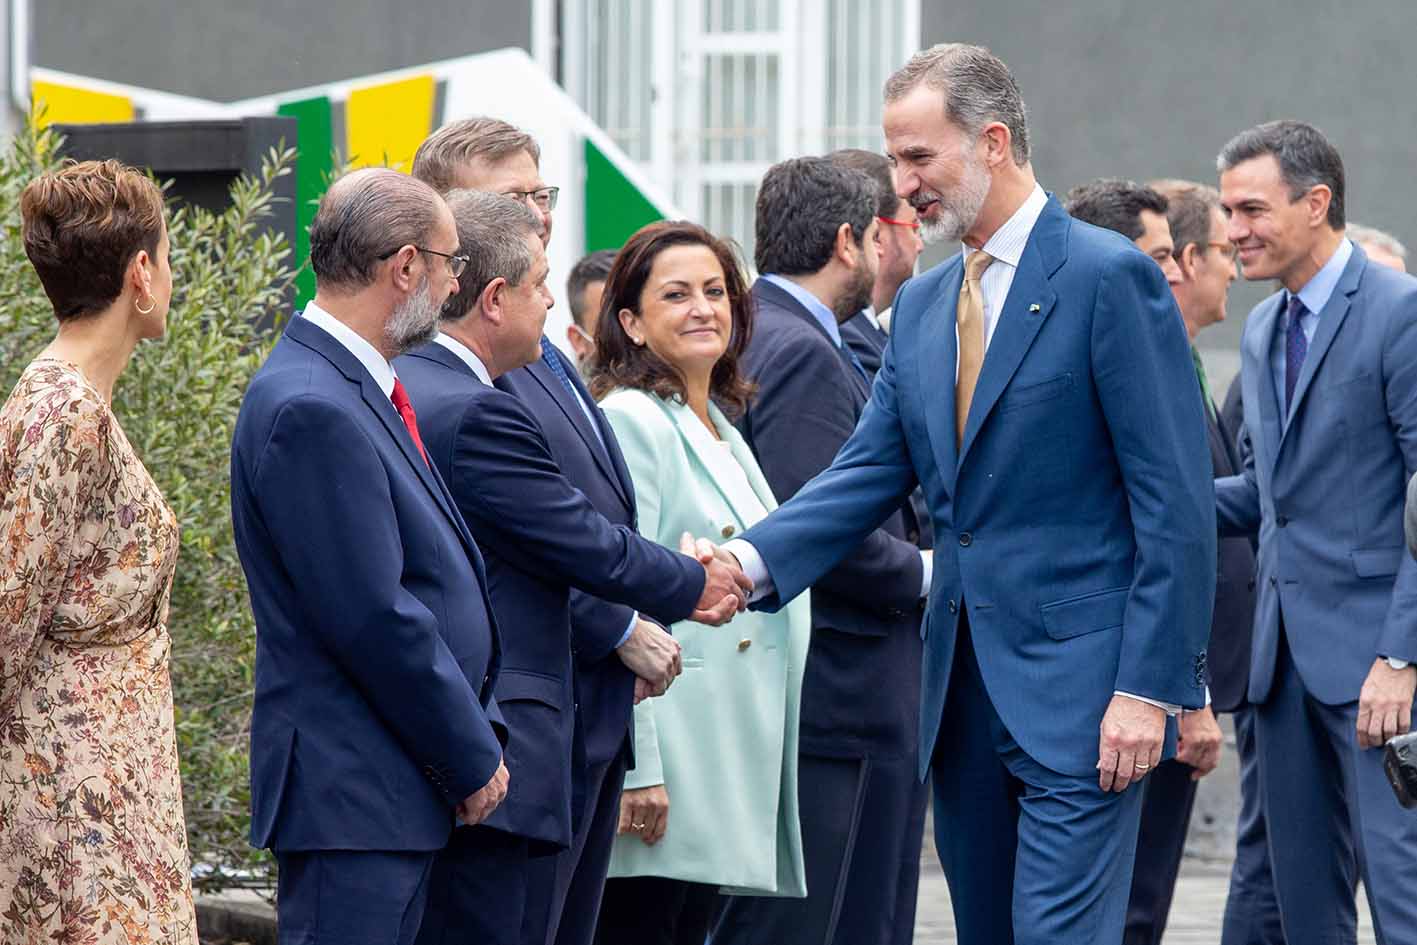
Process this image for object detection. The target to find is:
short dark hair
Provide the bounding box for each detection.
[21,159,166,321]
[441,190,542,323]
[754,157,875,276]
[567,249,618,329]
[588,221,756,419]
[412,117,541,194]
[1217,120,1345,229]
[309,168,446,290]
[884,43,1030,165]
[1150,179,1222,259]
[1064,178,1169,242]
[827,148,898,219]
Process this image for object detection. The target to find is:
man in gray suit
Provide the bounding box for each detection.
[1215,120,1417,944]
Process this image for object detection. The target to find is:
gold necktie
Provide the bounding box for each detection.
[956,250,995,446]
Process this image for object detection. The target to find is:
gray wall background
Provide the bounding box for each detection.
[35,1,531,102]
[922,0,1416,390]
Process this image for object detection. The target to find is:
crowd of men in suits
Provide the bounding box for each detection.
[229,41,1417,945]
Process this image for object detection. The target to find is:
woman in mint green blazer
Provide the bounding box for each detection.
[588,222,810,945]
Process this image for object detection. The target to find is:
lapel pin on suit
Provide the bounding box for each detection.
[1029,303,1042,313]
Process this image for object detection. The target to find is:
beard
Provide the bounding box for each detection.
[833,252,877,323]
[385,276,442,355]
[911,147,991,246]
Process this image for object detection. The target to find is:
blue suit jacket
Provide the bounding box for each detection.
[738,279,927,759]
[1217,245,1417,705]
[496,353,690,767]
[741,197,1216,778]
[231,316,505,854]
[396,343,704,848]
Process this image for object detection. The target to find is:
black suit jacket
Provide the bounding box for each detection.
[1205,395,1259,712]
[738,279,927,758]
[397,343,703,848]
[497,350,704,767]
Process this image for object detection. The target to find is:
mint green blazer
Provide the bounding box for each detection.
[600,389,809,897]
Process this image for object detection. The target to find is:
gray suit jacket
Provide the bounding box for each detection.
[1216,244,1417,705]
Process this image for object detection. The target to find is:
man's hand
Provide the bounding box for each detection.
[680,532,752,625]
[618,618,682,699]
[457,759,510,825]
[617,785,670,846]
[1357,659,1417,749]
[1176,705,1223,780]
[1097,695,1166,792]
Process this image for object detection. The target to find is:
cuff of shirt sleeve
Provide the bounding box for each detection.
[723,538,774,603]
[919,551,932,598]
[1114,690,1181,717]
[614,614,638,650]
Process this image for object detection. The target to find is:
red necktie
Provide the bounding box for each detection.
[390,378,429,466]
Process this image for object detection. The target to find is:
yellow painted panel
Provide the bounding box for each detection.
[345,74,436,172]
[31,81,134,128]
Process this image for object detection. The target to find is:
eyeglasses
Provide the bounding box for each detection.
[379,245,470,278]
[1206,241,1238,263]
[877,215,921,230]
[503,187,560,211]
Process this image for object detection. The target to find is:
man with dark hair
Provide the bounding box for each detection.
[231,169,508,944]
[713,156,932,945]
[411,125,748,945]
[394,190,738,945]
[1064,178,1182,285]
[717,43,1214,942]
[1215,119,1417,943]
[828,148,925,376]
[565,248,616,365]
[1073,177,1268,945]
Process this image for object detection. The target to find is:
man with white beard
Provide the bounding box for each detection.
[231,168,511,945]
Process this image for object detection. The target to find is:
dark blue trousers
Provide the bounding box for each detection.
[1123,754,1198,944]
[276,850,435,945]
[1220,706,1284,945]
[524,749,630,945]
[931,611,1145,945]
[414,824,532,945]
[1255,632,1417,945]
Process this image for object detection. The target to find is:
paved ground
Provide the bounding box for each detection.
[912,833,1377,944]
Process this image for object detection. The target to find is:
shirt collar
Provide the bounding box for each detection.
[433,332,494,386]
[860,305,882,331]
[1290,237,1353,317]
[301,300,396,398]
[761,273,842,346]
[963,183,1049,270]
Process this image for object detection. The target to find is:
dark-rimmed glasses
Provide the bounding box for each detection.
[380,246,470,277]
[503,187,560,211]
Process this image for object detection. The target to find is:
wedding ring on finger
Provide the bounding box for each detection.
[631,822,647,830]
[1134,762,1150,770]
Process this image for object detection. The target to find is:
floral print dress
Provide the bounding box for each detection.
[0,359,196,945]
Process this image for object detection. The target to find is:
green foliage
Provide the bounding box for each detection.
[0,121,297,891]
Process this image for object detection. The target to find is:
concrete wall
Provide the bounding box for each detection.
[35,1,530,102]
[921,0,1417,389]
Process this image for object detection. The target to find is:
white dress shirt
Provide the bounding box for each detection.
[301,301,396,399]
[731,184,1182,716]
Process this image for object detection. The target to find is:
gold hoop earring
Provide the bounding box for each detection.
[136,295,156,315]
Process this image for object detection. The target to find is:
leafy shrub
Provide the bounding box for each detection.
[0,121,296,891]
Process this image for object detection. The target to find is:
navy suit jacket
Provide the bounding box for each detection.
[1217,245,1417,705]
[397,343,703,847]
[231,316,505,854]
[495,353,696,767]
[738,280,927,758]
[1204,401,1258,713]
[740,197,1216,778]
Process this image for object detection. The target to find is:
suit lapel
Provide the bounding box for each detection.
[661,397,767,528]
[957,232,1059,465]
[524,358,633,508]
[917,258,964,489]
[1281,248,1365,445]
[1245,296,1285,467]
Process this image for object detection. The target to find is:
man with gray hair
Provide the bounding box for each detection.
[397,190,743,945]
[1348,222,1408,273]
[231,168,509,944]
[1215,119,1417,944]
[716,43,1214,943]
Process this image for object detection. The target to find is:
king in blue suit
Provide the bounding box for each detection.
[723,45,1215,944]
[1214,120,1417,945]
[231,171,510,945]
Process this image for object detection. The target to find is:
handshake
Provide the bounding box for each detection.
[616,534,753,703]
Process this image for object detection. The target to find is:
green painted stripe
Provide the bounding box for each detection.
[277,96,334,308]
[584,137,663,253]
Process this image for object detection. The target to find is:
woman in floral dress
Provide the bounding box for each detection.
[0,160,195,944]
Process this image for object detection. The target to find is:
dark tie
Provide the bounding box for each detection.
[541,337,606,447]
[1284,294,1309,413]
[390,377,429,466]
